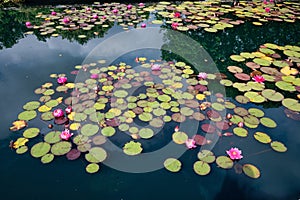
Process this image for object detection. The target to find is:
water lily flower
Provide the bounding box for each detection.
[112,9,119,14]
[65,106,72,114]
[263,0,268,4]
[265,7,270,13]
[226,147,243,160]
[63,17,70,24]
[92,14,98,19]
[171,22,179,30]
[138,3,145,7]
[102,15,107,20]
[237,121,244,127]
[51,11,57,16]
[197,72,208,80]
[151,64,161,71]
[52,108,64,118]
[86,7,91,11]
[60,129,73,140]
[174,12,181,18]
[226,113,232,119]
[141,23,147,28]
[90,73,99,79]
[127,4,132,9]
[174,125,179,132]
[252,75,265,84]
[57,76,67,84]
[25,21,31,27]
[185,139,197,149]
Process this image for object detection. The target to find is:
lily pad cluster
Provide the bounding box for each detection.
[224,43,300,120]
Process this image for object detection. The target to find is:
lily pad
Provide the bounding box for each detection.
[66,149,81,160]
[230,55,245,62]
[243,164,260,179]
[123,141,143,156]
[16,146,28,154]
[23,128,40,139]
[233,127,248,137]
[164,158,181,172]
[197,150,215,163]
[193,161,211,176]
[18,110,37,121]
[244,92,265,103]
[260,117,277,128]
[172,131,188,144]
[270,141,287,152]
[216,156,233,169]
[23,101,41,110]
[139,128,154,139]
[101,127,116,137]
[41,153,54,164]
[254,132,272,144]
[81,124,99,136]
[85,147,107,163]
[51,141,72,156]
[282,98,300,112]
[31,142,51,158]
[248,108,264,117]
[86,163,100,174]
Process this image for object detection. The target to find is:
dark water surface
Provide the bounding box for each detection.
[0,4,300,200]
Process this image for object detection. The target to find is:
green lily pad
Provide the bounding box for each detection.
[41,112,54,121]
[243,164,260,179]
[235,95,250,104]
[23,101,41,110]
[230,55,245,62]
[275,81,296,92]
[123,141,143,156]
[260,117,277,128]
[193,161,211,176]
[45,99,59,108]
[118,124,130,132]
[73,134,89,145]
[248,108,264,118]
[138,112,153,122]
[41,153,54,164]
[234,107,249,117]
[243,115,260,125]
[220,79,233,86]
[211,103,225,111]
[172,131,188,144]
[44,131,61,144]
[31,142,51,158]
[273,60,289,68]
[224,101,236,109]
[253,58,271,66]
[18,110,37,121]
[230,115,244,124]
[282,98,300,112]
[261,89,284,102]
[158,94,171,102]
[164,158,181,172]
[197,150,215,163]
[180,107,194,116]
[85,147,107,163]
[114,90,128,98]
[254,132,272,144]
[23,128,40,139]
[101,127,116,137]
[51,141,72,156]
[244,92,265,103]
[216,156,233,169]
[233,127,248,137]
[86,163,100,173]
[270,141,287,152]
[81,124,99,136]
[16,146,28,154]
[139,128,154,139]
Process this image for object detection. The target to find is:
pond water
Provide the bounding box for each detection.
[1,2,300,200]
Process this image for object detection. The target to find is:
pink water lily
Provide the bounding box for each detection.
[252,75,265,84]
[102,15,107,20]
[138,3,145,7]
[65,106,72,114]
[141,23,146,28]
[63,17,70,24]
[60,129,73,140]
[197,72,208,80]
[127,4,132,9]
[237,121,244,128]
[265,7,270,13]
[185,139,197,149]
[52,108,64,118]
[51,11,57,16]
[90,73,99,79]
[92,14,98,19]
[174,12,181,18]
[57,76,67,84]
[25,21,31,27]
[171,22,179,30]
[112,9,119,14]
[226,147,243,160]
[151,64,161,71]
[174,125,179,132]
[86,7,91,11]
